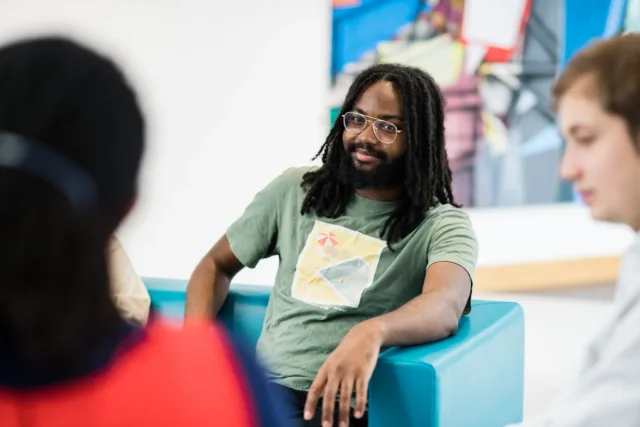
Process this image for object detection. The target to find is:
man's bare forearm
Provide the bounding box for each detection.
[366,291,461,348]
[365,263,471,347]
[185,257,231,320]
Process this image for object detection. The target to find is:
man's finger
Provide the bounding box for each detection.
[304,370,327,421]
[354,376,369,419]
[322,376,341,427]
[338,376,355,427]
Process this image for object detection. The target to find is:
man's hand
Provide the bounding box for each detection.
[304,320,383,427]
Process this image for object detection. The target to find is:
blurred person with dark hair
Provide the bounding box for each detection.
[509,33,640,427]
[0,36,291,427]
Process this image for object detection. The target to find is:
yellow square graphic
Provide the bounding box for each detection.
[291,221,386,308]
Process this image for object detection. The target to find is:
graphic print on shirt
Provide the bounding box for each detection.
[291,220,386,308]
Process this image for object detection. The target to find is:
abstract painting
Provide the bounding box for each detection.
[329,0,630,208]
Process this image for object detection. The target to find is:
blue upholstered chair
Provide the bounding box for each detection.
[145,277,524,427]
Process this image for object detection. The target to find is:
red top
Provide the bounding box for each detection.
[0,319,290,427]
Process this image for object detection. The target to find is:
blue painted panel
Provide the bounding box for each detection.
[332,0,427,77]
[563,0,624,66]
[563,0,627,201]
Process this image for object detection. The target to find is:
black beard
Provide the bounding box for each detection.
[337,142,406,189]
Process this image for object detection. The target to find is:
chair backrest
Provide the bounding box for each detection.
[145,277,189,318]
[144,278,271,348]
[218,285,271,347]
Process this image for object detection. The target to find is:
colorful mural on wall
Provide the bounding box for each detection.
[329,0,631,208]
[625,0,640,32]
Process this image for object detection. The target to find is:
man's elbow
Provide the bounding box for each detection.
[422,291,465,338]
[440,312,459,337]
[437,302,463,338]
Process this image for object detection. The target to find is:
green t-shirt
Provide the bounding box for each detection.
[226,166,478,391]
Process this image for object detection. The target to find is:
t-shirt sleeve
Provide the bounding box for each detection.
[226,168,297,269]
[426,209,479,281]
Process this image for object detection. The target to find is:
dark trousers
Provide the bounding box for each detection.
[272,383,369,427]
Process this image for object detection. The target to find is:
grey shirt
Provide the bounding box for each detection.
[511,232,640,426]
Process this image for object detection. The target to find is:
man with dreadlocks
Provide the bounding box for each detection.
[186,63,478,427]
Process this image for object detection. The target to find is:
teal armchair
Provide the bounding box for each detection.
[145,277,525,427]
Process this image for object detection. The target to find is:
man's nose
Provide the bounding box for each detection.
[358,121,379,144]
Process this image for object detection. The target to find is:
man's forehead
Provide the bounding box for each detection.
[356,81,399,103]
[353,82,402,119]
[353,107,402,121]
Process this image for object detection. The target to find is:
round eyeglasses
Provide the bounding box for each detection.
[342,111,403,144]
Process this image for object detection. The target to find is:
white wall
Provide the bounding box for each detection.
[470,203,634,266]
[0,1,634,285]
[0,0,330,283]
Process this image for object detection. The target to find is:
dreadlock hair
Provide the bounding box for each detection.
[300,63,458,247]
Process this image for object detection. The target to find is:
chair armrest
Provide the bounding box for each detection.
[369,301,525,427]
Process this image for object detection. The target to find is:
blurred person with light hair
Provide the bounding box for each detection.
[510,33,640,427]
